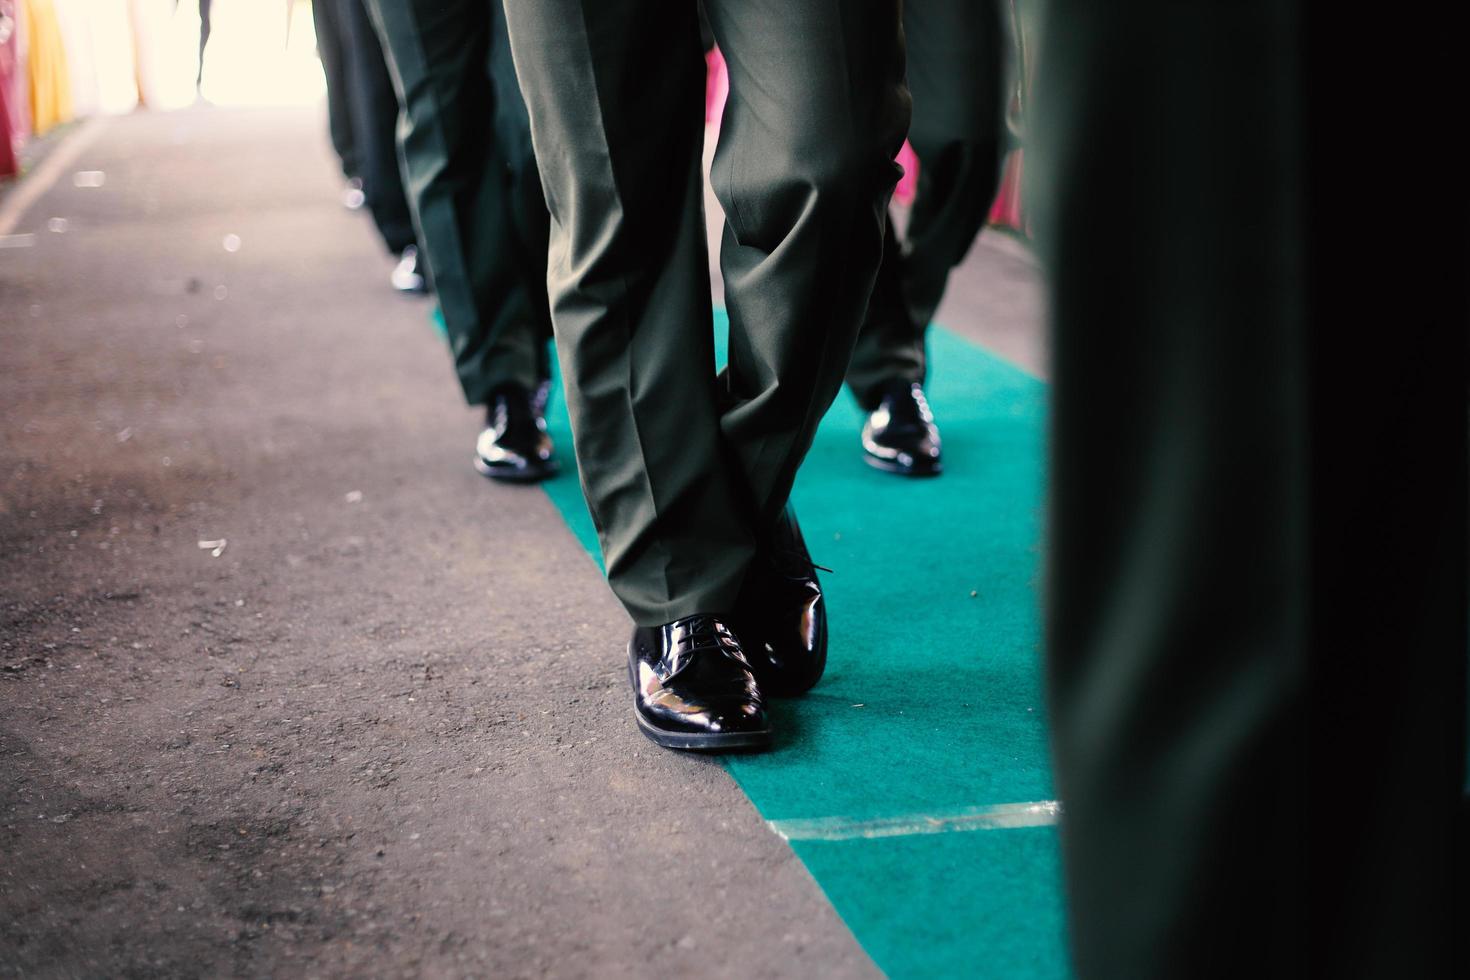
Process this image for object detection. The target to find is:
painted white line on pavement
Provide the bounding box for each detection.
[0,117,111,238]
[769,800,1061,843]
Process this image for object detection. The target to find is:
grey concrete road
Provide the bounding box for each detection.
[0,106,887,979]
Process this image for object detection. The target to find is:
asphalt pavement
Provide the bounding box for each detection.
[0,104,1046,978]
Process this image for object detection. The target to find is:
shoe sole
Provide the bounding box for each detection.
[473,456,559,484]
[632,711,773,752]
[750,672,822,698]
[862,453,943,478]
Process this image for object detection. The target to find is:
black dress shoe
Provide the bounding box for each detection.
[861,380,942,477]
[628,615,772,751]
[734,505,828,697]
[474,383,558,482]
[391,245,429,294]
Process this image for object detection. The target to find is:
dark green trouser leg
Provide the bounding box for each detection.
[341,0,415,255]
[846,0,1007,408]
[1033,1,1468,976]
[311,0,356,180]
[363,0,549,405]
[502,0,908,625]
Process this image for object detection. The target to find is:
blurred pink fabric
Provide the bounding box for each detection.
[894,141,918,205]
[2,0,28,176]
[704,45,727,126]
[989,149,1026,234]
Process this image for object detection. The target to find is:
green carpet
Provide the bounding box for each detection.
[539,314,1070,978]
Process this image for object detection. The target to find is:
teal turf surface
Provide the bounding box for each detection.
[794,829,1067,977]
[538,313,1070,978]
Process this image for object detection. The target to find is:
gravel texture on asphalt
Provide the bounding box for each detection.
[0,106,884,979]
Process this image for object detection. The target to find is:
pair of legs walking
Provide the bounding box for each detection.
[314,0,419,275]
[503,0,910,748]
[365,0,559,481]
[848,0,1011,478]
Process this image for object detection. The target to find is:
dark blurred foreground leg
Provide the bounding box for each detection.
[1033,1,1467,976]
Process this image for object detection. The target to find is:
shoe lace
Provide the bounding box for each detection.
[767,511,833,579]
[885,383,933,429]
[676,616,742,654]
[771,546,832,579]
[910,384,934,421]
[664,616,750,678]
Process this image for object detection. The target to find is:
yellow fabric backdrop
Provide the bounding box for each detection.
[23,0,71,135]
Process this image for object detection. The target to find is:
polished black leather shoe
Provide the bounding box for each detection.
[628,615,772,751]
[861,380,942,477]
[734,505,828,697]
[474,383,558,482]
